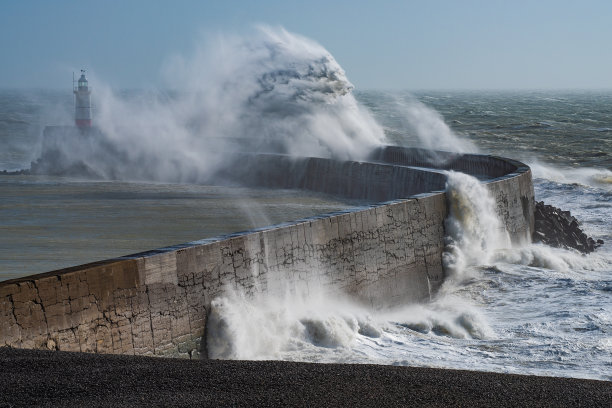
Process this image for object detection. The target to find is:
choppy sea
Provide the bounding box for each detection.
[1,88,610,381]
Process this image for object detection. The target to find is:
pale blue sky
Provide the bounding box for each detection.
[1,0,611,90]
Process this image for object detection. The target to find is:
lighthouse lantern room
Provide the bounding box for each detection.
[73,70,92,128]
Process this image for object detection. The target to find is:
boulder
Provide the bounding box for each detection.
[533,201,603,254]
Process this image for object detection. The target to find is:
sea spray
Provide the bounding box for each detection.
[57,26,386,183]
[496,244,609,273]
[397,98,477,153]
[376,171,507,343]
[206,172,511,361]
[369,92,478,154]
[442,171,510,281]
[206,284,382,361]
[389,170,600,342]
[440,170,605,277]
[529,161,612,190]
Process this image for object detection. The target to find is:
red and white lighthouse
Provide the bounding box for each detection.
[73,70,92,128]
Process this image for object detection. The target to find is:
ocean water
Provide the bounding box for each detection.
[1,85,611,380]
[206,89,611,381]
[0,175,356,280]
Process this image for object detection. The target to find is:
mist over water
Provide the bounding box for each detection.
[78,26,386,183]
[356,90,477,155]
[529,161,612,190]
[388,96,477,153]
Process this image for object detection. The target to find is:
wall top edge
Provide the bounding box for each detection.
[1,148,532,286]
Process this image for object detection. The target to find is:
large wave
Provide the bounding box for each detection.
[529,161,612,190]
[50,26,386,182]
[205,169,608,362]
[206,284,382,361]
[442,170,607,278]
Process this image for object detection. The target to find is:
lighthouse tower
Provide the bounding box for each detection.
[73,70,92,128]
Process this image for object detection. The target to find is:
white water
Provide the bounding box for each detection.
[207,286,381,361]
[442,171,510,281]
[529,162,612,191]
[386,96,478,153]
[207,171,612,381]
[57,26,386,183]
[88,32,609,379]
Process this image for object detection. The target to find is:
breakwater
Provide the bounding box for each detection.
[0,146,534,358]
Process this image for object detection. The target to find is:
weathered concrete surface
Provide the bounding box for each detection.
[483,167,535,244]
[216,154,448,202]
[0,197,446,358]
[0,147,534,358]
[369,146,519,178]
[371,147,535,244]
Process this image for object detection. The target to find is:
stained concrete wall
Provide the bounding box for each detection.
[218,154,448,202]
[0,147,534,358]
[369,146,519,178]
[370,146,535,243]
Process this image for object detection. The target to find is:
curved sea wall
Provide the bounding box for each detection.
[0,147,534,358]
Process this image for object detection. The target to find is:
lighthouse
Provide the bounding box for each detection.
[73,70,92,128]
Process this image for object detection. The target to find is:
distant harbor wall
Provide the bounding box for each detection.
[0,147,534,358]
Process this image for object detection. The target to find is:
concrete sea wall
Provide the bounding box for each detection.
[0,147,534,358]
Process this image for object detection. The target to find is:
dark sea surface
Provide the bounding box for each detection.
[359,90,612,169]
[1,89,610,380]
[0,176,354,281]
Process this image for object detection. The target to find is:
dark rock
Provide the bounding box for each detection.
[532,201,603,254]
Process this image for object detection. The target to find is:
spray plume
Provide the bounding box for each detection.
[58,26,386,183]
[206,283,381,361]
[529,161,612,190]
[442,171,510,281]
[442,170,606,278]
[381,94,478,154]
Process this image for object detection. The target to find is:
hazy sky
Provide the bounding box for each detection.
[1,0,611,90]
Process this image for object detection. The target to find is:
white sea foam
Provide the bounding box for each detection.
[496,243,609,273]
[442,171,510,281]
[384,294,495,340]
[206,172,505,361]
[206,285,382,361]
[442,170,608,276]
[529,161,612,190]
[206,168,609,367]
[205,283,497,364]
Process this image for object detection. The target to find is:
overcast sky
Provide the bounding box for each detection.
[1,0,611,90]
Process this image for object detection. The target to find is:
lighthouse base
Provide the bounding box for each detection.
[30,126,123,178]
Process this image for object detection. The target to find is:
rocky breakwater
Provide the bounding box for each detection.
[533,201,603,253]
